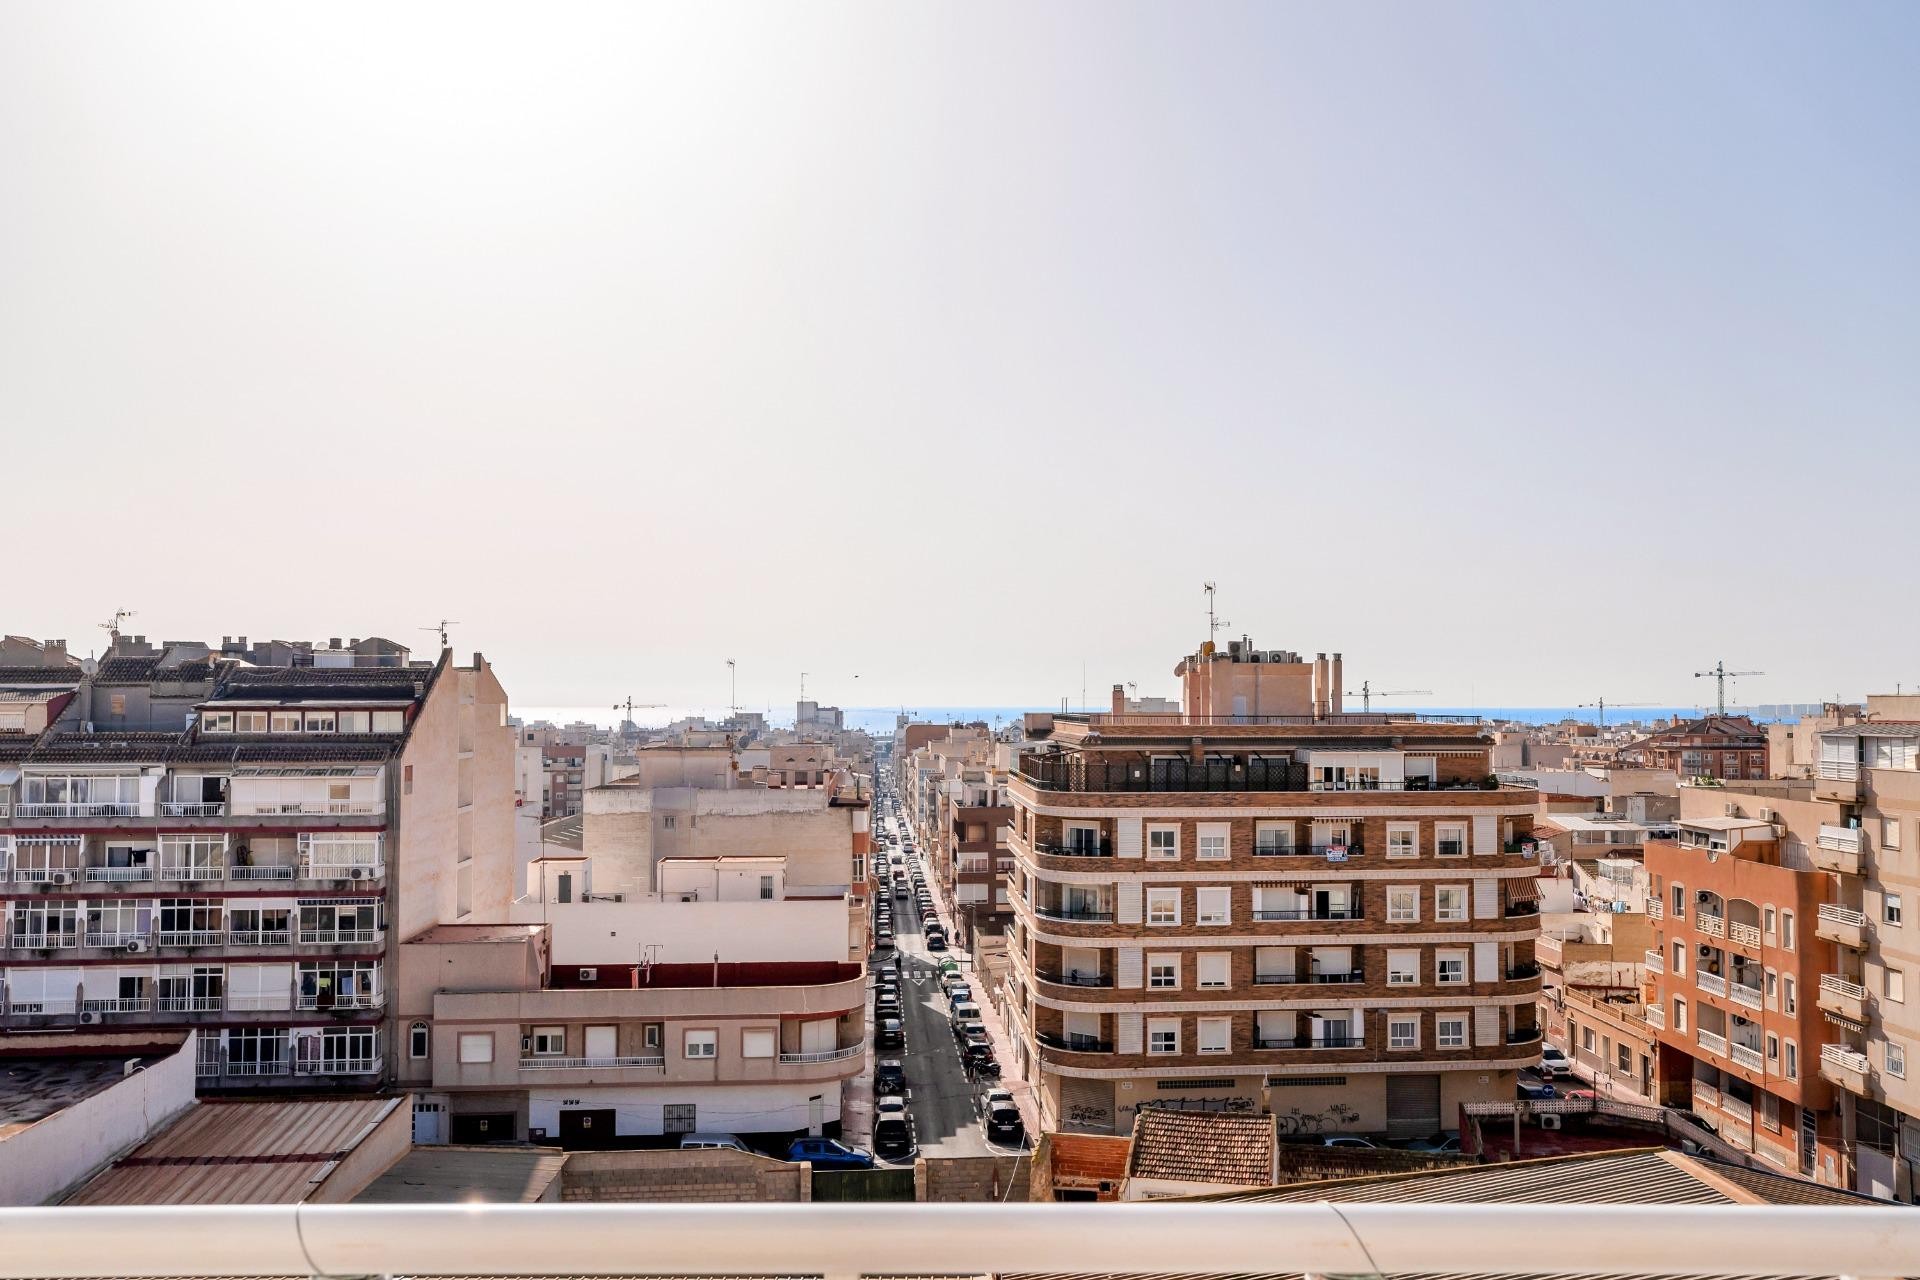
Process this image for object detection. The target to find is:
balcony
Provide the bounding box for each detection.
[1814,825,1865,875]
[1253,970,1363,986]
[302,861,385,882]
[1822,1043,1871,1092]
[160,864,226,883]
[1255,1032,1364,1050]
[1727,920,1761,950]
[1731,1042,1764,1070]
[15,803,139,818]
[1819,974,1868,1022]
[519,1055,667,1072]
[1036,969,1114,988]
[1730,981,1762,1011]
[1030,903,1116,923]
[1506,1024,1543,1045]
[1644,949,1664,974]
[230,865,298,882]
[1816,903,1867,950]
[228,930,293,947]
[80,997,151,1015]
[1815,761,1862,803]
[1252,907,1362,922]
[1507,961,1541,981]
[295,991,384,1011]
[1696,912,1725,939]
[82,931,144,949]
[155,995,224,1013]
[156,930,227,949]
[160,802,226,818]
[1697,1029,1728,1057]
[299,928,383,946]
[1036,1030,1114,1054]
[9,931,78,950]
[1033,840,1114,859]
[234,801,384,817]
[1254,843,1366,861]
[776,1044,865,1065]
[1696,971,1727,998]
[1503,900,1540,918]
[1646,896,1664,920]
[1646,1004,1665,1029]
[293,1056,382,1076]
[84,865,154,884]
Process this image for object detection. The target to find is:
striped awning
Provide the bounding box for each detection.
[1824,1010,1867,1033]
[1508,876,1543,902]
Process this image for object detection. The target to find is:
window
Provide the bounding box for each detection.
[1582,1026,1596,1052]
[372,710,405,733]
[1767,1033,1779,1063]
[1387,824,1418,858]
[200,711,233,733]
[1197,952,1230,989]
[1785,1039,1798,1080]
[338,710,370,734]
[1673,997,1687,1033]
[1889,1042,1908,1079]
[409,1021,429,1059]
[1148,954,1180,990]
[1254,822,1294,856]
[1887,968,1906,1003]
[1764,906,1776,934]
[1672,884,1687,918]
[1147,826,1180,860]
[1672,940,1687,976]
[1888,894,1904,927]
[1783,975,1796,1014]
[641,1023,662,1049]
[1617,1043,1632,1073]
[270,711,301,733]
[1387,949,1419,986]
[1781,911,1795,950]
[759,875,775,900]
[236,711,269,733]
[1436,1016,1467,1048]
[1196,824,1230,861]
[1146,888,1180,926]
[1436,951,1467,985]
[531,1026,566,1055]
[1147,1019,1180,1056]
[1196,887,1231,925]
[1387,886,1420,923]
[684,1029,717,1059]
[1197,1017,1231,1054]
[1389,1016,1419,1050]
[304,712,337,734]
[1886,819,1903,850]
[662,815,677,830]
[458,1033,493,1064]
[1435,885,1468,922]
[741,1028,776,1059]
[1436,823,1467,857]
[108,692,126,715]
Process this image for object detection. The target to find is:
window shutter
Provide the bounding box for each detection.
[1116,818,1143,859]
[1116,1012,1143,1055]
[1116,881,1143,924]
[1474,1006,1498,1045]
[1473,816,1498,855]
[1117,947,1144,989]
[1473,941,1498,982]
[1473,878,1500,920]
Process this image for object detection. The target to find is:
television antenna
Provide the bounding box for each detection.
[727,659,739,713]
[1202,582,1230,645]
[1578,697,1657,728]
[420,619,460,648]
[98,608,137,643]
[1693,662,1763,716]
[1346,681,1432,713]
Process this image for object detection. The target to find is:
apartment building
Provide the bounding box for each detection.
[1811,703,1920,1199]
[1632,716,1769,782]
[1641,787,1845,1182]
[0,647,514,1090]
[1003,639,1543,1140]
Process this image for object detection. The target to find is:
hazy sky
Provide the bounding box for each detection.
[4,3,1916,714]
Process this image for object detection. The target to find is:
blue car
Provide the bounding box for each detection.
[787,1137,874,1169]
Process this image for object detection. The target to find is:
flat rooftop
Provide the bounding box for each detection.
[411,923,546,945]
[355,1145,565,1203]
[0,1056,139,1138]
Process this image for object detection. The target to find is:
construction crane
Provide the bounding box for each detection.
[420,619,460,648]
[1579,698,1657,728]
[612,696,667,728]
[1345,681,1431,712]
[1694,662,1764,716]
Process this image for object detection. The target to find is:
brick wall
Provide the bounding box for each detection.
[561,1149,806,1202]
[917,1153,1032,1202]
[1271,1143,1475,1182]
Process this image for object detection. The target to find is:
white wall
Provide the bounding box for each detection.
[529,1081,838,1137]
[506,898,849,964]
[0,1037,197,1205]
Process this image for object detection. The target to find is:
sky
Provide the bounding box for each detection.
[3,3,1917,715]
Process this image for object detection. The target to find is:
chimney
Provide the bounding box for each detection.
[1330,653,1344,714]
[329,637,342,649]
[1111,685,1126,714]
[46,640,67,663]
[1313,654,1329,719]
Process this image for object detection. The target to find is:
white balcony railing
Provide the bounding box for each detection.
[518,1055,666,1071]
[1824,1043,1871,1074]
[84,866,153,883]
[1819,824,1865,854]
[1645,1004,1665,1029]
[1643,949,1663,974]
[298,928,382,945]
[1819,759,1862,782]
[80,997,150,1014]
[160,802,226,817]
[1730,982,1762,1010]
[154,995,223,1012]
[295,991,384,1010]
[778,1044,865,1064]
[15,803,140,818]
[9,932,78,950]
[230,865,297,881]
[1695,971,1727,997]
[1728,920,1761,948]
[1696,912,1725,938]
[227,930,293,947]
[292,1056,382,1075]
[1731,1042,1764,1070]
[1697,1029,1728,1056]
[302,862,385,881]
[1645,896,1663,919]
[155,931,225,948]
[160,864,226,883]
[3,1202,1920,1280]
[1819,902,1866,928]
[236,801,383,816]
[82,931,142,949]
[1822,973,1868,1001]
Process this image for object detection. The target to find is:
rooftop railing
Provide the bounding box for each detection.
[1,1202,1916,1280]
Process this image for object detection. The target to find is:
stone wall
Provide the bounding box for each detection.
[561,1148,807,1202]
[917,1153,1032,1202]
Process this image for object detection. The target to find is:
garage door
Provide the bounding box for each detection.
[1385,1073,1441,1141]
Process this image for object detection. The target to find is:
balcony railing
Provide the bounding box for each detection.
[160,802,226,817]
[1031,904,1116,923]
[1645,1004,1665,1029]
[1036,1031,1113,1053]
[1731,1042,1764,1070]
[230,865,298,881]
[80,997,150,1014]
[1727,920,1761,948]
[1507,962,1541,980]
[235,801,383,816]
[1019,757,1307,794]
[293,1056,382,1075]
[155,995,223,1012]
[218,1057,291,1077]
[82,931,143,949]
[13,867,82,884]
[295,991,384,1010]
[1644,949,1664,973]
[1818,824,1865,854]
[1697,1029,1729,1056]
[9,931,78,949]
[777,1044,865,1064]
[155,931,225,947]
[302,862,385,881]
[1506,1024,1543,1044]
[1696,912,1725,938]
[1253,843,1366,861]
[8,1202,1920,1280]
[1037,969,1113,988]
[1252,907,1362,921]
[299,928,383,945]
[1730,982,1762,1010]
[228,930,293,946]
[1255,1032,1363,1049]
[84,866,153,883]
[1503,901,1540,918]
[160,864,226,883]
[1822,1042,1871,1081]
[1696,971,1727,997]
[519,1055,667,1071]
[1253,970,1363,986]
[15,803,139,818]
[1033,840,1114,859]
[1646,896,1663,920]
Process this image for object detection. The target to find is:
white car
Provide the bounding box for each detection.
[1539,1045,1573,1078]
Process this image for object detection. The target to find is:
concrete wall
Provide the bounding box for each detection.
[504,899,848,964]
[528,1082,838,1139]
[560,1147,805,1201]
[917,1153,1031,1202]
[4,1039,197,1205]
[584,786,855,899]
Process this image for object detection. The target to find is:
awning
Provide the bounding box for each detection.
[1824,1011,1867,1034]
[1508,876,1543,903]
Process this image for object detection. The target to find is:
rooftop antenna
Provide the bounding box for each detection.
[1202,582,1230,646]
[1693,661,1763,716]
[1347,681,1433,713]
[421,619,460,649]
[1577,697,1656,728]
[800,672,808,703]
[727,659,738,714]
[98,607,137,642]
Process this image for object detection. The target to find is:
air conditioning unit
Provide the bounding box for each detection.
[347,867,368,880]
[1759,807,1776,823]
[1699,943,1714,958]
[520,1036,531,1052]
[1725,802,1740,817]
[1697,890,1713,903]
[125,939,149,954]
[46,872,75,886]
[1540,1113,1563,1131]
[79,1011,102,1025]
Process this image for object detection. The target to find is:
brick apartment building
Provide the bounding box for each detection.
[1002,638,1544,1140]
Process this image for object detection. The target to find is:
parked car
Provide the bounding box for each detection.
[1517,1080,1557,1100]
[1320,1134,1376,1148]
[1402,1131,1462,1154]
[964,1040,1001,1076]
[1540,1046,1573,1078]
[944,983,973,1007]
[925,932,947,951]
[875,1018,905,1050]
[952,1017,985,1044]
[873,1108,916,1160]
[874,996,902,1021]
[787,1137,874,1170]
[875,1058,907,1096]
[979,1089,1025,1145]
[950,1001,982,1026]
[680,1132,754,1153]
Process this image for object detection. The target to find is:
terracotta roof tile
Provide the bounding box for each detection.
[1128,1110,1273,1186]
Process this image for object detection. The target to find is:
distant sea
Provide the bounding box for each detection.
[514,703,1814,733]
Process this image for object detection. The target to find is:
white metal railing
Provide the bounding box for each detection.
[4,999,76,1015]
[80,997,150,1014]
[1643,949,1663,973]
[14,803,140,818]
[292,1056,382,1075]
[1696,971,1726,997]
[82,931,141,949]
[237,801,383,816]
[1,1203,1918,1280]
[1645,1004,1664,1029]
[84,866,153,883]
[155,995,223,1012]
[227,930,293,946]
[12,867,81,883]
[1818,824,1865,853]
[298,928,382,945]
[295,991,384,1010]
[161,802,226,817]
[778,1044,865,1064]
[156,931,224,947]
[1728,920,1761,947]
[518,1055,666,1071]
[1823,1043,1870,1073]
[1696,912,1725,938]
[1731,1042,1764,1070]
[160,864,226,882]
[303,862,385,881]
[1730,982,1762,1010]
[1819,902,1866,928]
[9,931,78,949]
[1822,973,1867,1000]
[230,865,297,881]
[1697,1029,1728,1056]
[1819,760,1861,782]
